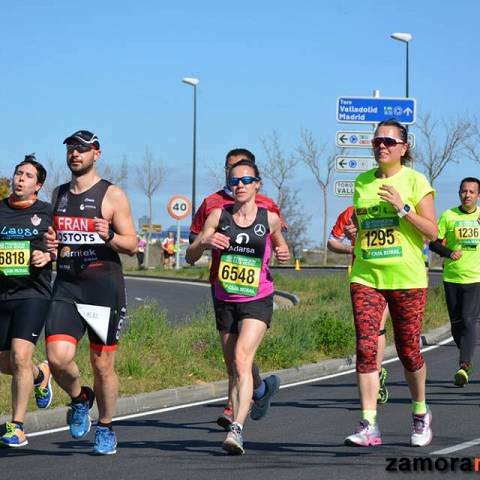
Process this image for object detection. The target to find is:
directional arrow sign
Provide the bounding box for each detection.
[334,180,355,197]
[336,97,416,124]
[335,156,377,173]
[336,131,415,149]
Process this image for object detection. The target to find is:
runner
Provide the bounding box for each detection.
[136,235,146,269]
[162,231,176,269]
[429,177,480,387]
[0,155,54,448]
[189,148,285,430]
[186,159,289,454]
[344,119,437,447]
[327,205,390,404]
[44,130,137,455]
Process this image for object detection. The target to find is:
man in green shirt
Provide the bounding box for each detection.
[430,177,480,386]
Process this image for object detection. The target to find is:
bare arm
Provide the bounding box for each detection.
[327,237,354,255]
[185,209,228,264]
[99,185,137,255]
[268,211,290,263]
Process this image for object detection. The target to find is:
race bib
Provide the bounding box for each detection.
[219,254,261,296]
[0,240,30,276]
[454,221,480,249]
[360,217,402,260]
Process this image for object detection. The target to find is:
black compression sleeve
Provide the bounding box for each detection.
[429,239,453,258]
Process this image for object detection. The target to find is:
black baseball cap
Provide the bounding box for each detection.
[63,130,100,149]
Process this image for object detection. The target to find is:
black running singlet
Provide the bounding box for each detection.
[52,180,125,307]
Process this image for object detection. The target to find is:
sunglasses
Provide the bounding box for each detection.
[229,176,261,186]
[66,144,95,154]
[371,136,405,148]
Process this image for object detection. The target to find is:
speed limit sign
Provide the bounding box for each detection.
[167,195,192,221]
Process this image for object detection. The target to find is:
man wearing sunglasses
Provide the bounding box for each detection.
[44,130,137,455]
[190,148,286,430]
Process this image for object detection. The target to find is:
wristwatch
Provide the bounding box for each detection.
[398,204,411,218]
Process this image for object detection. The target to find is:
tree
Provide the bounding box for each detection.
[296,130,334,265]
[464,118,480,164]
[261,130,309,253]
[98,155,129,190]
[135,148,165,268]
[40,155,69,201]
[0,177,10,199]
[414,113,477,186]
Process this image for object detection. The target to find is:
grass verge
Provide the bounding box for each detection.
[0,273,449,416]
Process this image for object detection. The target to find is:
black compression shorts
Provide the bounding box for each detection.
[45,299,126,351]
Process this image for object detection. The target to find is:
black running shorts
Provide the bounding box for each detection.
[0,298,50,351]
[214,294,274,333]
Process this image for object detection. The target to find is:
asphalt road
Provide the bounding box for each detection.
[2,338,478,480]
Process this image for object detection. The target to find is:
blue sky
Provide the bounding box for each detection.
[0,0,478,245]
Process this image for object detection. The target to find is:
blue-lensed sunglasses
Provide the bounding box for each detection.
[229,175,261,187]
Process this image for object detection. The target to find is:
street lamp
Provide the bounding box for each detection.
[390,32,412,98]
[182,77,199,221]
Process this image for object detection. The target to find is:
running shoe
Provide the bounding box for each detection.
[410,408,433,447]
[216,406,233,430]
[93,426,117,455]
[222,422,245,455]
[0,422,28,448]
[344,420,382,446]
[34,361,53,409]
[250,375,280,421]
[67,386,95,440]
[377,367,389,404]
[454,363,471,387]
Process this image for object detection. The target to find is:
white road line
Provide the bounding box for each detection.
[126,276,210,288]
[27,335,453,439]
[432,439,480,455]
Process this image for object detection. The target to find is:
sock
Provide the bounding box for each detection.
[12,421,24,430]
[361,410,377,426]
[252,380,266,400]
[412,400,427,415]
[231,421,243,431]
[71,387,89,404]
[34,368,44,386]
[97,422,113,431]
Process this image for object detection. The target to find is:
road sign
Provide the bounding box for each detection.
[336,131,415,149]
[334,180,355,197]
[167,195,192,221]
[336,97,416,124]
[141,223,162,232]
[335,156,377,173]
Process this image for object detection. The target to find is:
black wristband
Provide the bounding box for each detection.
[429,239,453,258]
[105,225,115,243]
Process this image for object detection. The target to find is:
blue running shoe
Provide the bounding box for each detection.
[93,426,117,455]
[0,422,28,448]
[34,361,53,409]
[250,375,280,421]
[67,386,95,440]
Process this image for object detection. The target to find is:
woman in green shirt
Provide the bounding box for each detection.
[345,119,437,448]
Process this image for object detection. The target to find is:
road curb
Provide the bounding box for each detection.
[1,323,451,434]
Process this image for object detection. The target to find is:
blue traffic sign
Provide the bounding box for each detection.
[336,97,416,124]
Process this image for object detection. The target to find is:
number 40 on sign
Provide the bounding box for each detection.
[167,195,192,221]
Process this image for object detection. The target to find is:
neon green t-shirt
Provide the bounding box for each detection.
[438,206,480,284]
[350,166,434,289]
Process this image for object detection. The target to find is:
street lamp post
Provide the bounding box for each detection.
[182,77,199,221]
[390,32,412,98]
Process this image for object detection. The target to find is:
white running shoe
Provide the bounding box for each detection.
[344,420,382,446]
[411,408,432,447]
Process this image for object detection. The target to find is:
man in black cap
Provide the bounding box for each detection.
[45,130,137,455]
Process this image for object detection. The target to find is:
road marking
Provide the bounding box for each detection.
[27,335,453,439]
[134,297,144,301]
[126,276,210,288]
[432,439,480,455]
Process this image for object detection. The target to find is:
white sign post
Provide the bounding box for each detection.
[167,195,192,270]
